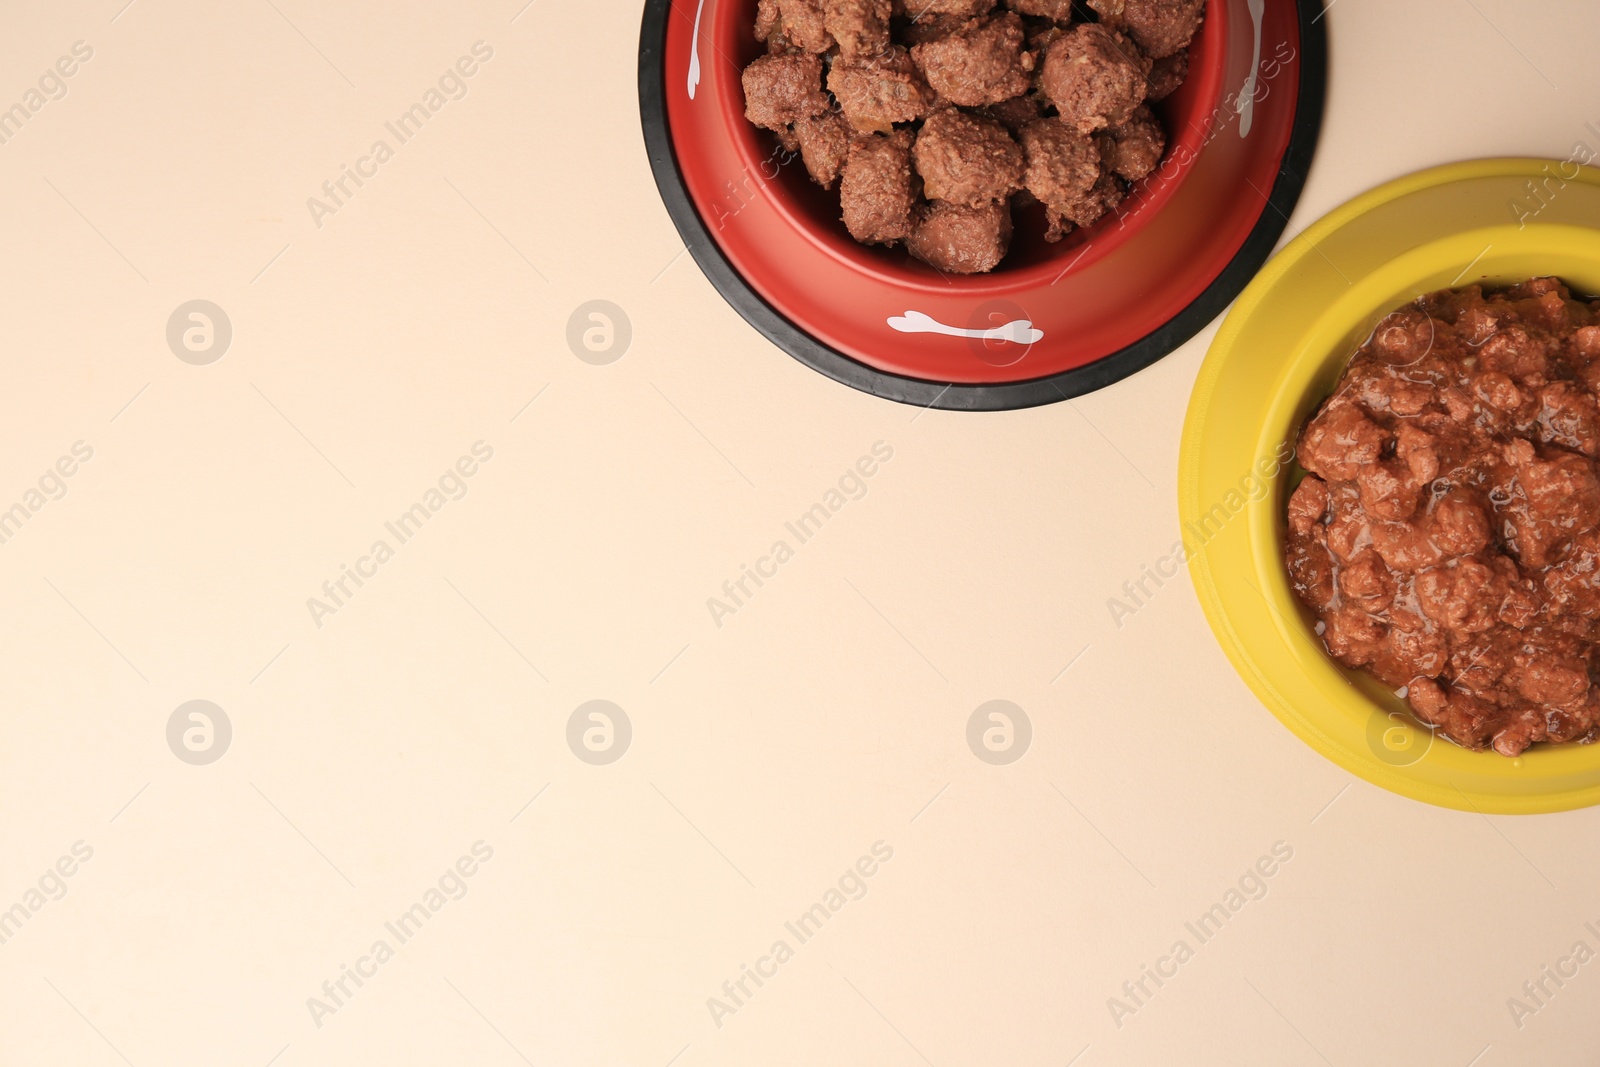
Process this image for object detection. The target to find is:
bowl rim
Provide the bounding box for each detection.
[1179,158,1600,814]
[637,0,1330,411]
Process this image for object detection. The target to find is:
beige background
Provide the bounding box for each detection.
[0,1,1597,1064]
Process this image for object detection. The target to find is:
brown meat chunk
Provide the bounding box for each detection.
[825,0,893,57]
[1063,170,1125,225]
[840,130,918,244]
[776,0,837,52]
[742,53,830,131]
[1323,606,1386,667]
[827,46,937,133]
[1415,560,1498,634]
[1146,48,1188,101]
[1502,441,1600,570]
[1537,380,1600,455]
[1482,325,1552,385]
[1323,484,1371,564]
[1430,496,1490,558]
[907,200,1013,273]
[1088,0,1205,59]
[1287,532,1336,609]
[1006,0,1076,18]
[1019,117,1099,208]
[756,0,782,42]
[1299,401,1388,482]
[1369,308,1437,367]
[1099,104,1165,181]
[1506,276,1565,299]
[1339,553,1396,611]
[1354,457,1422,522]
[1039,24,1151,133]
[913,107,1023,206]
[1572,325,1600,362]
[794,110,851,188]
[1511,655,1590,707]
[910,13,1035,106]
[1044,171,1124,239]
[1287,476,1329,536]
[892,0,996,16]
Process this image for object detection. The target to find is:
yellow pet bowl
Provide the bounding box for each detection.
[1180,158,1600,814]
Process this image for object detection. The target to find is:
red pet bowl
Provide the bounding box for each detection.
[639,0,1326,410]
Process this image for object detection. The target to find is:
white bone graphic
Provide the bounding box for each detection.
[687,0,708,99]
[1237,0,1264,137]
[887,310,1044,344]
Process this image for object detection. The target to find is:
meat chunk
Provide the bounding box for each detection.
[1087,0,1205,58]
[1472,371,1522,412]
[910,12,1035,106]
[1572,325,1600,362]
[1415,560,1498,634]
[912,107,1023,207]
[1324,494,1370,564]
[794,110,851,188]
[756,0,782,43]
[1370,521,1443,575]
[1287,476,1329,536]
[1005,0,1076,18]
[1019,117,1100,214]
[1481,325,1550,384]
[772,123,801,154]
[906,200,1014,273]
[1298,401,1388,482]
[1502,442,1600,570]
[892,0,996,16]
[827,46,937,133]
[1098,104,1165,181]
[765,28,802,54]
[839,129,919,244]
[1039,24,1151,133]
[1322,606,1386,667]
[1338,552,1396,610]
[742,53,830,131]
[824,0,892,57]
[1370,308,1437,366]
[1429,494,1489,557]
[773,0,836,52]
[1536,380,1600,455]
[1354,458,1421,523]
[1511,655,1590,707]
[1287,530,1336,608]
[1045,171,1124,240]
[1146,49,1188,101]
[1506,276,1565,300]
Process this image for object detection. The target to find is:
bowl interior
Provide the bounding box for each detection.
[1261,232,1600,742]
[712,0,1228,285]
[1180,160,1600,812]
[653,0,1315,391]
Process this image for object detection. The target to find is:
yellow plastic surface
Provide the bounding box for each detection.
[1179,159,1600,813]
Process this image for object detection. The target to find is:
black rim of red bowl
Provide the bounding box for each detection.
[637,1,1329,411]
